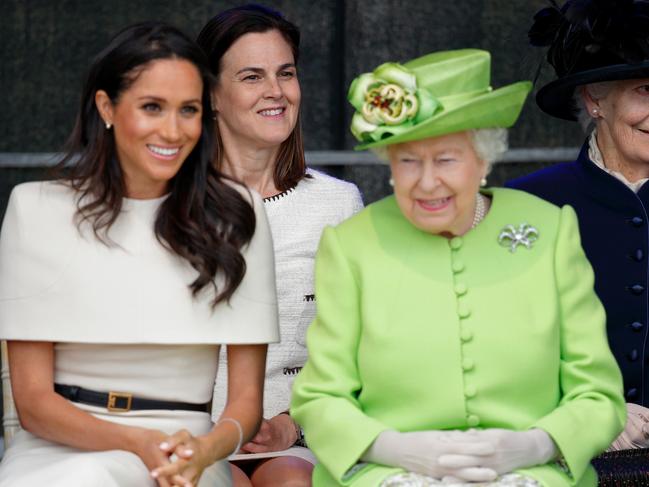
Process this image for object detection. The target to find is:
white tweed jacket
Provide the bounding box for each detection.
[212,169,363,419]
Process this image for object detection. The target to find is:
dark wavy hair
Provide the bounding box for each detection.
[55,21,255,305]
[196,4,308,191]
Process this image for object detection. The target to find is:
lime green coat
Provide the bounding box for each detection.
[291,188,625,487]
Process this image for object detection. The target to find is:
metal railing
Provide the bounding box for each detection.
[0,148,581,168]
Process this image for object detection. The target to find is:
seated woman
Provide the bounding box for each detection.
[0,22,278,487]
[507,0,649,450]
[196,5,363,487]
[291,49,626,487]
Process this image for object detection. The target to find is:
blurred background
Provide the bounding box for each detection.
[0,0,584,219]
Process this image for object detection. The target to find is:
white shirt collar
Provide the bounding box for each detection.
[588,130,648,192]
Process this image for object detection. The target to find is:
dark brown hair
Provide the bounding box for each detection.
[197,4,308,191]
[55,21,256,305]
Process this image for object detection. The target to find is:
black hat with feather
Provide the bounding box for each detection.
[530,0,649,120]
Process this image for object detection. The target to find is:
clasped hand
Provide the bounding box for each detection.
[148,429,213,487]
[364,428,556,482]
[438,428,557,477]
[608,403,649,450]
[240,413,298,453]
[145,414,298,486]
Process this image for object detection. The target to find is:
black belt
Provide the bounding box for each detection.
[54,384,211,413]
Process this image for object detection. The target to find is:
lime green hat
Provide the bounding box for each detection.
[348,49,532,150]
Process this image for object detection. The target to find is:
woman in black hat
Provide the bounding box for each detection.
[508,0,649,449]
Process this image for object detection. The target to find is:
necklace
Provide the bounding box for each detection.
[471,193,486,229]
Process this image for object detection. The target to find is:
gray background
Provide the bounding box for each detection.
[0,0,584,215]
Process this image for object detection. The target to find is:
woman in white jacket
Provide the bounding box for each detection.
[197,5,363,487]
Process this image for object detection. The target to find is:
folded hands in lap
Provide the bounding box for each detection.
[438,428,556,477]
[145,414,298,486]
[608,403,649,450]
[364,428,556,482]
[363,430,498,482]
[149,429,214,487]
[239,414,298,453]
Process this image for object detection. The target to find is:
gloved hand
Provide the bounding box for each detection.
[361,429,498,482]
[608,403,649,451]
[438,428,556,475]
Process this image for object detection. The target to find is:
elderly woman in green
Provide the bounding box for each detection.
[290,49,626,487]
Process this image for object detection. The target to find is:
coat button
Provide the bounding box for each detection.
[454,283,468,296]
[465,385,477,397]
[630,284,645,295]
[457,304,471,319]
[450,237,463,250]
[452,261,465,273]
[631,216,645,227]
[462,358,475,371]
[634,249,645,262]
[467,414,480,427]
[460,329,473,342]
[626,388,639,400]
[631,322,645,331]
[628,349,639,361]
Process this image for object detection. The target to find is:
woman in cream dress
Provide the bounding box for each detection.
[0,22,278,487]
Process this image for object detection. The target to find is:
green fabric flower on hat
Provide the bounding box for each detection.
[348,62,441,143]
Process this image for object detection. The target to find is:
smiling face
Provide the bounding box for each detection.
[388,131,487,236]
[212,29,301,151]
[587,79,649,177]
[95,58,203,199]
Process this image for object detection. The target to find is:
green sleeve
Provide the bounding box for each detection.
[533,205,626,483]
[290,226,389,484]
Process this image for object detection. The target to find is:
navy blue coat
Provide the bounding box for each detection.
[507,141,649,406]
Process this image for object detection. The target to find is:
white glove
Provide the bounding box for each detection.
[361,430,498,482]
[608,403,649,451]
[439,428,556,475]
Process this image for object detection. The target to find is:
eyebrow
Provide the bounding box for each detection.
[137,96,201,104]
[438,148,462,155]
[235,63,296,75]
[396,148,462,158]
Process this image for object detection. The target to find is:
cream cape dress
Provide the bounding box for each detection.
[0,181,279,486]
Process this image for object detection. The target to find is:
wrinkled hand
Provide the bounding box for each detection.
[440,428,556,475]
[150,429,215,487]
[362,429,498,482]
[240,414,297,453]
[609,403,649,450]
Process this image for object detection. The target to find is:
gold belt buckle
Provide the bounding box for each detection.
[107,391,133,412]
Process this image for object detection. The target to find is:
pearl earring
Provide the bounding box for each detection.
[105,121,112,130]
[480,177,487,187]
[591,108,599,117]
[389,177,394,187]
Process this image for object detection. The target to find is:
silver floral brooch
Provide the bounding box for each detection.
[498,223,539,253]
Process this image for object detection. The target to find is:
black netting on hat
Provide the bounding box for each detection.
[529,0,649,77]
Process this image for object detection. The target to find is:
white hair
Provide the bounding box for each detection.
[469,128,508,174]
[370,146,389,162]
[573,82,615,132]
[373,128,508,172]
